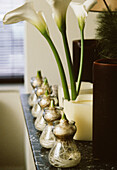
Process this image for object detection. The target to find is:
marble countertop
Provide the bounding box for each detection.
[20,94,117,170]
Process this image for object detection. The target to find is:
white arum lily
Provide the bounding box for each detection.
[46,0,77,100]
[46,0,71,31]
[70,0,97,30]
[71,0,97,96]
[3,1,70,100]
[3,2,49,36]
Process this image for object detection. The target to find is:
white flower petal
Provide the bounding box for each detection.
[70,2,87,30]
[37,11,49,34]
[3,2,49,35]
[46,0,71,29]
[83,0,97,12]
[3,3,37,24]
[70,0,97,30]
[70,2,88,21]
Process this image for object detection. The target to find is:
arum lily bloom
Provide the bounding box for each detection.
[3,2,49,36]
[70,0,97,95]
[3,2,70,100]
[70,0,97,31]
[46,0,77,100]
[46,0,71,32]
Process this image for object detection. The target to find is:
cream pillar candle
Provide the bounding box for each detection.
[64,94,93,141]
[63,82,93,141]
[58,82,93,106]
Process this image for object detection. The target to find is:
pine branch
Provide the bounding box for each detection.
[96,11,117,58]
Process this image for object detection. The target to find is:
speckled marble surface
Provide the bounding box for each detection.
[20,94,117,170]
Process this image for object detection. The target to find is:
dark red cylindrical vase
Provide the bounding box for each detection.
[93,58,117,160]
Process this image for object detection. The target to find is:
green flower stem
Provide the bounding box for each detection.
[45,90,49,96]
[76,30,84,96]
[62,112,67,120]
[44,34,70,100]
[61,29,77,100]
[50,99,54,108]
[37,70,42,78]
